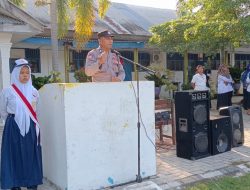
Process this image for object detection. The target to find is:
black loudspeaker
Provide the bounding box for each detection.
[209,116,232,155]
[175,90,210,160]
[219,105,244,147]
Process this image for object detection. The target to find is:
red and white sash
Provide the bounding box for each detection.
[11,84,40,139]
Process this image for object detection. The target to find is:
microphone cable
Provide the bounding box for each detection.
[129,80,173,151]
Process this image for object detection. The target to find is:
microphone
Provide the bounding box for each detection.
[111,49,120,55]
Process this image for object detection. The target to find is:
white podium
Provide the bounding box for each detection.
[38,82,156,190]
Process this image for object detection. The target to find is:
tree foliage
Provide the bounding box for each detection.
[150,16,197,53]
[150,0,250,56]
[10,0,24,6]
[179,0,250,53]
[11,0,111,49]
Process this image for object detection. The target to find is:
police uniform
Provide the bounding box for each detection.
[85,30,125,82]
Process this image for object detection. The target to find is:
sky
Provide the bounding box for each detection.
[110,0,178,10]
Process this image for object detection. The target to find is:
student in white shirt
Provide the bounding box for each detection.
[191,65,208,91]
[0,59,42,190]
[216,64,234,110]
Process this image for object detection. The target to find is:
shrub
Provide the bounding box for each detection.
[74,68,91,82]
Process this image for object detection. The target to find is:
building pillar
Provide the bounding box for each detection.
[0,43,12,90]
[133,48,139,80]
[63,42,71,83]
[0,33,12,90]
[230,52,235,67]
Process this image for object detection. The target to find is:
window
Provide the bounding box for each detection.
[69,50,88,72]
[167,53,183,71]
[120,51,134,81]
[235,54,250,69]
[9,58,16,73]
[25,49,41,73]
[120,51,150,72]
[167,53,222,71]
[138,52,150,68]
[120,51,134,61]
[204,54,220,70]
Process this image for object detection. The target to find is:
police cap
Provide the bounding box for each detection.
[97,30,114,38]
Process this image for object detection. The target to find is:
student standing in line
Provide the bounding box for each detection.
[244,65,250,115]
[191,65,211,107]
[216,64,234,110]
[191,65,208,91]
[241,64,250,110]
[0,59,43,190]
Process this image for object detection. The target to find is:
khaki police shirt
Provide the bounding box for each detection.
[85,47,125,82]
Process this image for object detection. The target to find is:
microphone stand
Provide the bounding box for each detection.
[116,53,156,183]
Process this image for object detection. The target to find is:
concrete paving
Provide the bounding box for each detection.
[1,96,250,190]
[115,96,250,190]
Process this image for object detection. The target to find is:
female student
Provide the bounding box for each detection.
[0,59,43,190]
[216,64,234,110]
[191,65,208,91]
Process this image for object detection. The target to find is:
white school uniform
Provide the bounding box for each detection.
[191,73,208,91]
[217,75,234,94]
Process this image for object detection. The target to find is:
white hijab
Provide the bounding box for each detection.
[11,59,34,136]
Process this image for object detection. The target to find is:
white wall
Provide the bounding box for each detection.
[38,82,156,190]
[38,84,67,189]
[38,48,65,80]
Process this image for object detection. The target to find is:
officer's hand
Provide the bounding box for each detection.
[112,77,121,82]
[98,52,108,65]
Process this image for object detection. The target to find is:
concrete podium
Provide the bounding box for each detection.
[38,82,156,190]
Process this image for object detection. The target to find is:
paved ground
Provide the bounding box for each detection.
[1,96,250,190]
[114,96,250,190]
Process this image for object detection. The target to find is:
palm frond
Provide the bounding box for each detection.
[98,0,110,19]
[68,0,77,8]
[10,0,24,7]
[35,0,50,6]
[74,0,95,49]
[57,0,69,38]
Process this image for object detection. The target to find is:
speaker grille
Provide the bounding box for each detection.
[175,90,210,159]
[217,133,228,153]
[194,104,207,124]
[232,112,240,125]
[219,105,244,147]
[233,129,242,144]
[194,132,208,153]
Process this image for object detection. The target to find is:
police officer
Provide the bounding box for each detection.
[85,30,125,82]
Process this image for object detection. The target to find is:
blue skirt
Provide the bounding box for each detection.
[1,114,43,189]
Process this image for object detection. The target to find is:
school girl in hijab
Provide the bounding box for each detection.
[0,59,43,190]
[241,64,250,110]
[216,64,234,110]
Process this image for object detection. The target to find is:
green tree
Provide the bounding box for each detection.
[177,0,250,64]
[10,0,110,73]
[150,16,198,84]
[150,0,250,84]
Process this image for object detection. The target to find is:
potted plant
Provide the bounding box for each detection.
[145,67,176,99]
[74,68,91,82]
[181,83,193,90]
[31,72,62,90]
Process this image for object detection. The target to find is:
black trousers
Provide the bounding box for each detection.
[243,88,248,110]
[217,91,233,110]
